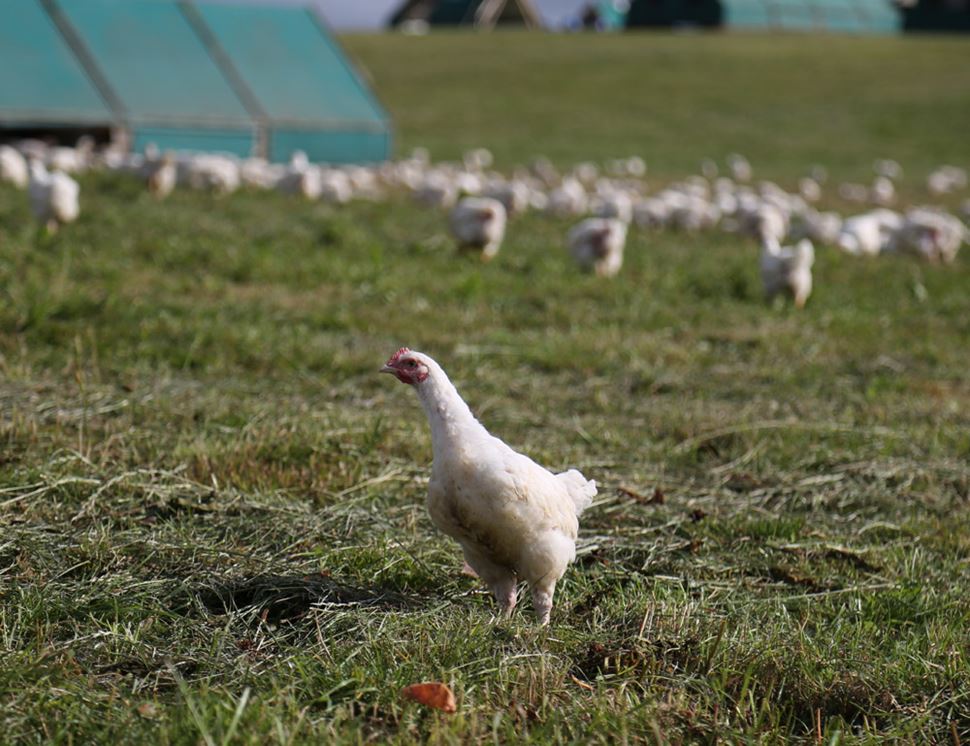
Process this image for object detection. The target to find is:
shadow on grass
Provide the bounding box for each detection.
[197,573,414,623]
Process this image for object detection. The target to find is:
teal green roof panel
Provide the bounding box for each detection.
[0,0,112,124]
[859,0,902,31]
[724,0,772,25]
[768,0,819,29]
[269,129,391,164]
[195,3,388,130]
[56,0,252,127]
[131,126,254,157]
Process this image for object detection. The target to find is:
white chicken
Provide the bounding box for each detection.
[239,157,281,190]
[179,154,240,195]
[632,197,669,229]
[798,177,822,203]
[463,147,493,172]
[276,160,322,200]
[546,177,588,217]
[836,209,902,256]
[0,145,28,188]
[414,173,457,208]
[740,202,788,244]
[870,176,895,206]
[319,168,353,204]
[481,178,530,216]
[727,153,752,182]
[380,348,596,624]
[894,208,967,264]
[28,160,80,232]
[670,193,720,233]
[449,196,507,261]
[572,162,599,185]
[624,156,647,178]
[927,165,966,196]
[567,218,627,277]
[874,159,903,180]
[591,190,633,223]
[761,237,814,308]
[791,209,842,246]
[144,152,176,199]
[47,140,92,174]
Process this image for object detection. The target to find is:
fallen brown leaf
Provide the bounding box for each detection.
[690,508,707,522]
[400,682,457,713]
[617,485,648,501]
[617,485,666,504]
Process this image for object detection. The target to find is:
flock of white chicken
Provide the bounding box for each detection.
[2,138,968,307]
[2,137,967,623]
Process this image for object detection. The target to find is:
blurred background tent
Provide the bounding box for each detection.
[595,0,631,27]
[625,0,901,31]
[388,0,545,29]
[625,0,721,27]
[0,0,391,163]
[575,1,630,29]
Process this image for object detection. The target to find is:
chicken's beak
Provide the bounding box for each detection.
[379,364,396,375]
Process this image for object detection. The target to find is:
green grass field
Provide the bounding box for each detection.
[2,32,969,744]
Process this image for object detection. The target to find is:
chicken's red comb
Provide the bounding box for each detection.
[386,347,412,366]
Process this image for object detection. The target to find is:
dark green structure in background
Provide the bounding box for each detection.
[626,0,722,28]
[0,0,391,163]
[902,0,970,31]
[625,0,903,32]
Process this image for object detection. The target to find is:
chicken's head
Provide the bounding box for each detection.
[380,347,430,385]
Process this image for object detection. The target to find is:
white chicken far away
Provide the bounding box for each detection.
[381,348,596,624]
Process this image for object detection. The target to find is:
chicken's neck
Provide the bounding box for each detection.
[415,364,488,457]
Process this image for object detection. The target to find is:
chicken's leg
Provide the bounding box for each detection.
[463,549,518,618]
[490,575,518,617]
[531,578,557,626]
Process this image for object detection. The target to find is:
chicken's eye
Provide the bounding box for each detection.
[407,360,417,368]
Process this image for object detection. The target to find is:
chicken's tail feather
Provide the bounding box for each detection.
[557,469,597,516]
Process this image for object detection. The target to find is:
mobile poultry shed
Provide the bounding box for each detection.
[0,0,392,163]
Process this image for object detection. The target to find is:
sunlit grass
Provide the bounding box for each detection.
[1,31,968,744]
